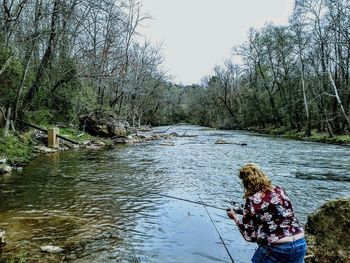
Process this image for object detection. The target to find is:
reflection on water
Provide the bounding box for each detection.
[1,125,350,262]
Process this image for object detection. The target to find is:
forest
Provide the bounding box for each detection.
[1,0,350,138]
[1,1,350,262]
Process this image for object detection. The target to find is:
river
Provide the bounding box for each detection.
[1,125,350,262]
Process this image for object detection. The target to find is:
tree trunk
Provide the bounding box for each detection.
[23,0,60,109]
[328,69,350,132]
[3,107,11,137]
[0,56,13,77]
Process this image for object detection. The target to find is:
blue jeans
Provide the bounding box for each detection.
[251,238,307,263]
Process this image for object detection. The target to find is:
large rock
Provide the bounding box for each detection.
[0,164,12,175]
[80,111,128,138]
[305,198,350,262]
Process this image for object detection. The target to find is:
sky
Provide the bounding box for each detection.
[138,0,295,85]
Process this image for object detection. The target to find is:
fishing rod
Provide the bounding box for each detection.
[147,192,243,215]
[147,191,240,262]
[199,195,235,263]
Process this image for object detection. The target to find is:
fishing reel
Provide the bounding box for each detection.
[229,201,244,215]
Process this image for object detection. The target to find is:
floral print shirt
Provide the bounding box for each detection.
[236,186,303,244]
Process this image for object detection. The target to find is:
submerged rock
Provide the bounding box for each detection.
[295,171,350,182]
[33,146,58,154]
[215,139,247,146]
[41,245,64,254]
[136,132,154,141]
[169,132,180,137]
[160,141,175,146]
[215,139,229,144]
[305,197,350,262]
[112,137,127,144]
[0,164,12,175]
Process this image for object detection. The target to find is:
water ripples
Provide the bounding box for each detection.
[1,125,350,262]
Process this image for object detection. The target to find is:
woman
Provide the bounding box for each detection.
[227,163,307,263]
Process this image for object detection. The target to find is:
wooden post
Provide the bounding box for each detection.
[48,128,59,148]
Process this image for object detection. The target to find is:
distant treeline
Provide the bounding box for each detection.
[1,0,350,137]
[168,0,350,136]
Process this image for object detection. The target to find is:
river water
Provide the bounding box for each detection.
[1,125,350,262]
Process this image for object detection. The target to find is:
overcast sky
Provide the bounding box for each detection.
[138,0,294,85]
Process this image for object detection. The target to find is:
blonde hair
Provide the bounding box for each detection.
[239,163,273,199]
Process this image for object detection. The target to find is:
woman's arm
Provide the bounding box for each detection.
[227,199,257,242]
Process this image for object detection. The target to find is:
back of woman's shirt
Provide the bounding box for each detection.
[236,186,303,244]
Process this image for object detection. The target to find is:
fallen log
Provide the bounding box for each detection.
[15,119,79,145]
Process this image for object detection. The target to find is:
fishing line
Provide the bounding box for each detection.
[198,195,235,263]
[146,191,241,261]
[148,192,226,210]
[147,192,243,214]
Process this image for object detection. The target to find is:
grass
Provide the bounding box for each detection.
[2,256,27,263]
[59,127,95,142]
[260,127,350,145]
[1,252,28,263]
[0,130,34,165]
[308,133,350,144]
[0,126,103,166]
[59,127,113,146]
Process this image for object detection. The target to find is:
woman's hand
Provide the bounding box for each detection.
[227,208,237,221]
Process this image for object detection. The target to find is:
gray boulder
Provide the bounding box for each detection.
[80,110,128,138]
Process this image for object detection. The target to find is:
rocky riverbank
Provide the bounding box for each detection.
[247,127,350,146]
[0,121,181,176]
[305,198,350,263]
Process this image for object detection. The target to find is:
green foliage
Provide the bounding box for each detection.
[25,109,53,126]
[308,133,350,144]
[0,131,34,165]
